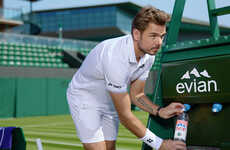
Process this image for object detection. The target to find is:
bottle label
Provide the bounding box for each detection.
[174,120,188,141]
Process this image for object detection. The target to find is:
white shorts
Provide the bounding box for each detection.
[67,93,120,143]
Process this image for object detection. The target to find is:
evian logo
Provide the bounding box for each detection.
[176,68,218,94]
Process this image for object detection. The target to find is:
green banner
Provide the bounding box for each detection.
[162,55,230,103]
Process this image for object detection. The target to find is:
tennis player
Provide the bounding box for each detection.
[67,6,187,150]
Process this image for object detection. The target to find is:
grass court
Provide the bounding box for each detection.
[0,111,149,150]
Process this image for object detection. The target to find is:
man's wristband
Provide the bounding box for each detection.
[139,128,163,150]
[156,106,162,117]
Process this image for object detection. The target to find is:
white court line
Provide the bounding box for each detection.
[23,122,140,150]
[27,138,82,147]
[25,131,139,142]
[25,131,139,143]
[23,122,73,128]
[24,131,76,138]
[27,138,134,150]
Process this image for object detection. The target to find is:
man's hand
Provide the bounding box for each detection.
[159,140,187,150]
[158,103,184,119]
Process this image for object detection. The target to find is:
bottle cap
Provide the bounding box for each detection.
[212,103,222,113]
[182,104,191,112]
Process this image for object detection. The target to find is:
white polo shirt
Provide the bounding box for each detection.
[67,35,155,111]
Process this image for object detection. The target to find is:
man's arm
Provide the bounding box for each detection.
[109,91,165,149]
[130,79,159,116]
[109,91,146,138]
[130,79,185,119]
[109,91,187,150]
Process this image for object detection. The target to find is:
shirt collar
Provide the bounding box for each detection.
[128,35,148,64]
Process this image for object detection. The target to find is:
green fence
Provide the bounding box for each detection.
[0,77,70,118]
[0,78,16,118]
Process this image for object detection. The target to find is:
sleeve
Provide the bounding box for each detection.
[138,70,150,81]
[102,44,129,93]
[138,56,155,81]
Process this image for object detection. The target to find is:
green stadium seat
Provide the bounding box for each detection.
[8,61,15,66]
[8,50,15,56]
[0,60,8,66]
[0,41,69,68]
[15,61,22,66]
[21,62,28,67]
[14,47,19,51]
[15,56,21,61]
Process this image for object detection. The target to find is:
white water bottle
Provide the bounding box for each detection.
[174,112,189,142]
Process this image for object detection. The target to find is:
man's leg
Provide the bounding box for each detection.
[83,141,107,150]
[67,94,107,149]
[105,140,116,150]
[102,111,119,150]
[81,111,118,150]
[67,93,119,150]
[82,140,116,150]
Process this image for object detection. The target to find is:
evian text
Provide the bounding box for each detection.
[176,79,217,94]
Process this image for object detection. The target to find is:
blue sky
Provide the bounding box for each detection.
[4,0,230,27]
